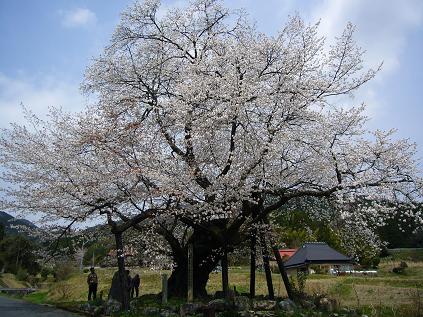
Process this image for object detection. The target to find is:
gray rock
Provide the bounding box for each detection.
[162,305,179,313]
[234,296,251,311]
[108,271,130,303]
[278,299,296,312]
[130,300,140,311]
[180,303,205,316]
[105,298,122,315]
[160,309,179,317]
[253,300,276,311]
[143,307,161,316]
[239,311,254,317]
[208,298,229,311]
[79,302,91,312]
[81,302,97,314]
[254,311,275,317]
[318,297,337,312]
[80,301,104,315]
[300,299,316,309]
[341,307,358,316]
[93,305,104,316]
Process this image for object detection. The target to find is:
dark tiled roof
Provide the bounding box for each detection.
[284,242,352,268]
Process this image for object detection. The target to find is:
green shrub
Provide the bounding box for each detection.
[53,261,76,281]
[40,267,52,281]
[16,268,29,281]
[24,292,48,304]
[392,261,408,274]
[27,275,41,287]
[289,270,308,297]
[220,310,241,317]
[296,271,307,293]
[360,254,381,269]
[329,282,352,297]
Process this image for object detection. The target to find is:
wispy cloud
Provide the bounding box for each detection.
[0,73,85,128]
[61,8,97,28]
[300,0,423,118]
[310,0,423,74]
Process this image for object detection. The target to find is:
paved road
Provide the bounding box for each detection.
[0,296,81,316]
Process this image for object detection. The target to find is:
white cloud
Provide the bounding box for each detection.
[156,0,186,20]
[61,8,97,28]
[0,73,85,128]
[300,0,423,119]
[310,0,423,74]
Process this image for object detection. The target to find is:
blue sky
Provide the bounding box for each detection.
[1,0,423,164]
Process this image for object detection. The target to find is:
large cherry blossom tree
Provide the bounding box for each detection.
[1,0,422,301]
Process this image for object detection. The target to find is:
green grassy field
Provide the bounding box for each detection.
[388,248,423,262]
[18,259,422,311]
[1,256,421,316]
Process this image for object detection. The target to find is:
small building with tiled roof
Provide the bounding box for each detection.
[278,249,297,259]
[284,242,352,270]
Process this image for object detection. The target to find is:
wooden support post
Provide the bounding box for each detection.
[260,234,274,299]
[249,231,256,299]
[162,273,168,305]
[221,247,229,300]
[114,232,129,311]
[272,245,294,300]
[187,242,194,303]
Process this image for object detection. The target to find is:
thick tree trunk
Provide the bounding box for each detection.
[115,232,129,310]
[167,230,220,298]
[167,258,188,298]
[167,252,217,298]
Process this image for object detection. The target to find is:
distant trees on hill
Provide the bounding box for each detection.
[0,223,40,276]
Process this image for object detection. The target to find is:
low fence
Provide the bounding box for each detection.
[388,248,423,251]
[0,287,37,295]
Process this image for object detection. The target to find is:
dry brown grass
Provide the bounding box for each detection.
[40,261,423,311]
[0,273,30,288]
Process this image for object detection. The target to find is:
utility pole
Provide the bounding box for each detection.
[79,239,86,272]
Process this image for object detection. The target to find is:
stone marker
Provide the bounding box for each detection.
[162,273,168,304]
[108,271,123,303]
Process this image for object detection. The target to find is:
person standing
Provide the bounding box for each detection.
[131,274,140,298]
[87,267,98,301]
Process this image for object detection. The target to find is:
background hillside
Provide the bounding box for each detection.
[0,211,37,236]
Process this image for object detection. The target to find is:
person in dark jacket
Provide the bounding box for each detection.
[87,267,98,300]
[131,274,140,298]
